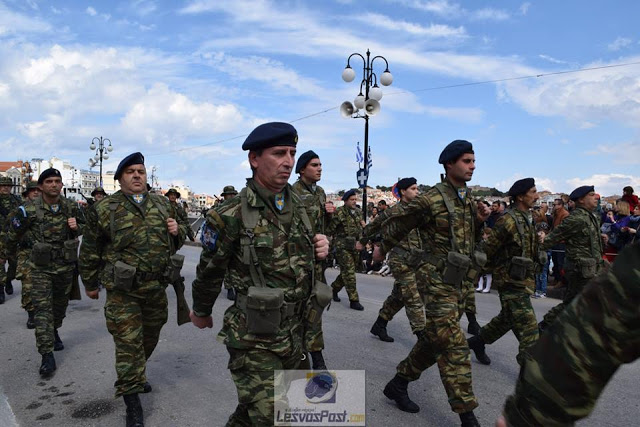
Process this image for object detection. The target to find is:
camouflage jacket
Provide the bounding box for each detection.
[360,207,392,244]
[291,179,330,235]
[380,201,423,258]
[1,195,82,273]
[327,205,363,250]
[0,193,22,231]
[483,208,539,292]
[192,179,316,355]
[79,191,188,293]
[170,200,194,239]
[541,206,603,269]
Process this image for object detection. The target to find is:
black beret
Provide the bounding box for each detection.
[295,150,319,173]
[37,168,62,185]
[508,178,535,197]
[115,152,145,180]
[438,140,474,164]
[569,185,594,201]
[342,189,357,201]
[397,177,417,191]
[242,122,298,151]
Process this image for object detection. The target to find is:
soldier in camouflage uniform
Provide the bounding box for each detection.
[327,189,365,310]
[498,241,640,427]
[79,152,188,427]
[369,177,426,343]
[190,122,329,426]
[165,188,195,242]
[291,150,336,370]
[537,185,604,331]
[220,185,239,301]
[91,186,107,202]
[0,175,21,304]
[468,178,541,366]
[0,169,82,377]
[379,141,490,427]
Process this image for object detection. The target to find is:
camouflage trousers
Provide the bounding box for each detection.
[17,252,34,312]
[31,268,73,354]
[542,269,590,328]
[304,263,327,352]
[226,347,310,426]
[2,256,18,284]
[479,287,539,365]
[397,278,478,414]
[379,256,426,333]
[464,279,476,315]
[105,287,168,397]
[331,248,360,302]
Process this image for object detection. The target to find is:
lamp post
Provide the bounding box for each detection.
[340,49,393,220]
[88,137,113,188]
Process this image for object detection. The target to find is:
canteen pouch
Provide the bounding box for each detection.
[166,254,185,282]
[467,251,488,280]
[508,256,533,281]
[245,286,284,335]
[537,251,549,267]
[63,239,79,263]
[442,252,471,286]
[305,280,333,325]
[31,242,52,267]
[577,257,597,279]
[113,261,137,292]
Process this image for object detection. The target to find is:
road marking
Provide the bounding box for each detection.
[0,386,18,427]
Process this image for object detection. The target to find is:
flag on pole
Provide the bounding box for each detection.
[356,141,364,164]
[367,145,373,169]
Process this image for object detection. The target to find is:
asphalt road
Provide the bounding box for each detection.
[0,244,638,426]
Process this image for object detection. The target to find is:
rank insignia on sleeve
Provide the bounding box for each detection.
[200,223,218,250]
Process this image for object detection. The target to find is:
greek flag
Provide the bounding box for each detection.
[367,146,373,169]
[356,142,364,163]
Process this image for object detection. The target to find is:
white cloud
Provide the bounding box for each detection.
[538,54,569,65]
[357,13,467,38]
[519,2,531,15]
[86,7,97,17]
[585,142,640,164]
[472,8,510,21]
[567,174,640,197]
[389,0,462,17]
[608,37,632,51]
[0,2,51,35]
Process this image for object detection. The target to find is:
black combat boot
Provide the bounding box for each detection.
[123,394,144,427]
[27,311,35,329]
[467,335,491,365]
[39,352,56,377]
[349,301,364,311]
[466,313,481,336]
[460,411,481,426]
[226,288,236,301]
[310,351,327,370]
[0,284,5,304]
[538,320,547,334]
[370,316,394,342]
[383,374,420,413]
[332,289,341,302]
[53,329,64,351]
[5,279,13,295]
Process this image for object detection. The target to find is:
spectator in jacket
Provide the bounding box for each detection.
[622,186,638,211]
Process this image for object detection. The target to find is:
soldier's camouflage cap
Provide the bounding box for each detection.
[165,188,181,198]
[221,185,238,196]
[91,186,107,197]
[242,122,298,151]
[438,140,474,164]
[22,181,38,196]
[569,185,595,201]
[0,176,14,186]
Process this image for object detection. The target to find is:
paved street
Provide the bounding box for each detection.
[1,244,638,426]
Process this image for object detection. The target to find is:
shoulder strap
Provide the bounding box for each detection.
[435,183,460,252]
[507,210,527,257]
[108,201,120,242]
[239,188,267,288]
[291,191,313,235]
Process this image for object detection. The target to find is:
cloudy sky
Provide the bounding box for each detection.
[1,0,639,197]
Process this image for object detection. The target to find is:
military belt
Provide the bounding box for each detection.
[136,271,166,282]
[235,293,305,320]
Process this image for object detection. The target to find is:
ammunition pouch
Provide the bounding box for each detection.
[537,251,549,266]
[113,261,137,292]
[577,257,597,279]
[466,251,488,282]
[508,256,533,281]
[31,242,52,267]
[63,239,79,263]
[244,286,285,335]
[442,252,471,286]
[305,280,333,325]
[165,254,185,282]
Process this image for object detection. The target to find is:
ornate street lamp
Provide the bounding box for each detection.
[340,49,392,220]
[89,136,113,187]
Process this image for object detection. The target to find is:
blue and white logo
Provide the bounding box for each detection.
[304,371,338,404]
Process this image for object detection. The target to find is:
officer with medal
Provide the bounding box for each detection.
[79,153,189,427]
[190,122,330,426]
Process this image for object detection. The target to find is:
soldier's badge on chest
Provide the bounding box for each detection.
[50,204,60,213]
[275,193,285,211]
[457,188,467,201]
[132,194,145,204]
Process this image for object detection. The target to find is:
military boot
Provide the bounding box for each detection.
[467,335,491,365]
[123,394,144,427]
[383,375,419,413]
[5,279,13,295]
[466,313,481,336]
[310,351,327,370]
[332,289,341,302]
[26,311,35,329]
[0,284,5,304]
[349,301,364,311]
[370,316,394,342]
[460,411,481,427]
[39,352,56,377]
[538,320,547,334]
[54,329,64,351]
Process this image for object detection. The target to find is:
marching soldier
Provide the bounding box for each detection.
[377,140,490,427]
[165,188,195,242]
[219,185,239,300]
[537,185,604,331]
[0,169,82,376]
[467,178,542,366]
[91,186,107,203]
[328,189,365,310]
[190,122,329,426]
[0,175,21,303]
[79,153,188,427]
[16,181,41,328]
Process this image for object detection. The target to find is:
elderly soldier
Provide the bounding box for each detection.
[91,186,107,202]
[292,150,335,370]
[190,122,329,426]
[498,241,640,426]
[165,188,195,242]
[16,181,41,328]
[0,176,22,303]
[0,169,81,376]
[328,189,365,310]
[79,152,188,427]
[378,140,489,427]
[370,177,426,343]
[467,178,542,366]
[537,185,604,332]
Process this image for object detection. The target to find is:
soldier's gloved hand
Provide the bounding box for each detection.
[167,218,179,236]
[313,234,330,260]
[67,217,78,230]
[372,245,385,263]
[190,311,213,329]
[86,289,100,299]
